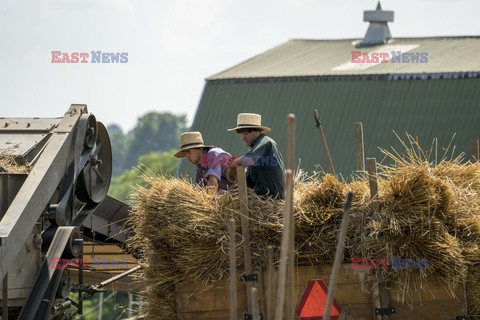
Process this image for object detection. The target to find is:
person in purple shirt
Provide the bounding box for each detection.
[174,131,233,193]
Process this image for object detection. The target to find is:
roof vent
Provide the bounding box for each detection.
[361,2,394,46]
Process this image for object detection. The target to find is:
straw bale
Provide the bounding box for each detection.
[467,264,480,320]
[127,138,480,318]
[128,175,284,319]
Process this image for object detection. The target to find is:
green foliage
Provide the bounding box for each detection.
[123,112,187,171]
[66,290,142,319]
[135,149,179,174]
[107,112,187,175]
[108,150,178,202]
[108,124,128,177]
[106,111,186,202]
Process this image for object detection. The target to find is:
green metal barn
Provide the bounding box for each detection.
[178,4,480,179]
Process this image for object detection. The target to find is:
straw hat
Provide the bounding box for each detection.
[227,113,271,132]
[174,132,212,158]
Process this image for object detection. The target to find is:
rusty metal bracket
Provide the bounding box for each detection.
[243,313,263,320]
[240,273,258,282]
[375,307,395,315]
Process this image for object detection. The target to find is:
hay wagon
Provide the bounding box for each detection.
[129,134,480,320]
[175,264,469,320]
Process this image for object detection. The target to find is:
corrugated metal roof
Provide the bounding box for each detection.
[179,77,480,178]
[209,37,480,79]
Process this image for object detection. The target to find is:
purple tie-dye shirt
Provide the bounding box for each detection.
[196,147,233,191]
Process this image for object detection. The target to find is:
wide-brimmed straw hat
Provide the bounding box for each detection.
[174,132,212,158]
[227,113,271,133]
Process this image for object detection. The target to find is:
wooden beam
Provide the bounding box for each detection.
[355,122,365,172]
[228,218,237,320]
[323,191,354,320]
[471,139,479,163]
[236,166,259,316]
[175,264,468,319]
[286,114,296,319]
[314,109,336,176]
[367,158,379,213]
[274,170,293,320]
[367,158,378,198]
[367,158,390,320]
[287,114,296,172]
[378,282,390,319]
[251,287,260,320]
[267,245,274,320]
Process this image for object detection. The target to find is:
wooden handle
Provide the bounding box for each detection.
[274,170,293,320]
[228,218,237,320]
[313,109,320,127]
[323,191,354,320]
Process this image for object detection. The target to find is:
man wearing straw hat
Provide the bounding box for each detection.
[227,113,285,199]
[175,131,233,193]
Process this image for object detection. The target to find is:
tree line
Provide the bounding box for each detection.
[107,111,187,201]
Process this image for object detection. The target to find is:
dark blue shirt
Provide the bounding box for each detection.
[245,134,285,199]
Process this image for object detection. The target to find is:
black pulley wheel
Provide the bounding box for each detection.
[76,121,112,204]
[62,227,82,259]
[83,114,97,148]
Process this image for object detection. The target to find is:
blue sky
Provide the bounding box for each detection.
[0,0,478,132]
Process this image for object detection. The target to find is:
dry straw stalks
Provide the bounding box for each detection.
[127,135,480,319]
[0,152,30,173]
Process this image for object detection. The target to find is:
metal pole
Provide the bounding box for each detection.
[228,218,237,320]
[2,176,8,320]
[98,292,103,320]
[2,273,8,320]
[323,191,354,320]
[128,293,133,319]
[96,265,142,289]
[78,229,84,315]
[314,109,336,176]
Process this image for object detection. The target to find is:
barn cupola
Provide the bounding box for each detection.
[361,2,394,46]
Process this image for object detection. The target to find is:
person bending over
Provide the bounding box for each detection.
[175,131,233,193]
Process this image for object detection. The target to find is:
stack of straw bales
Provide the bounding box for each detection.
[128,142,480,319]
